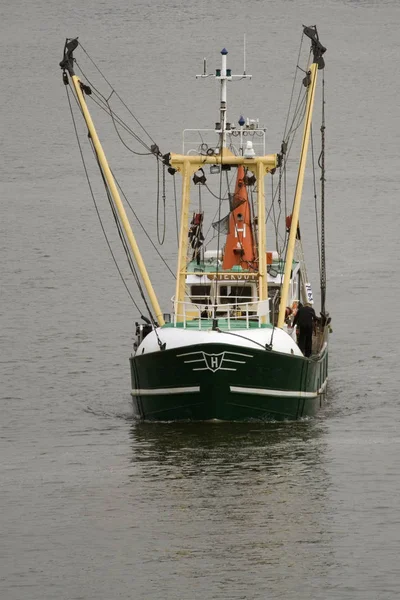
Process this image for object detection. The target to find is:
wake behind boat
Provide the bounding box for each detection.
[60,26,330,421]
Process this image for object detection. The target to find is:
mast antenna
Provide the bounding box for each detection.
[196,48,252,148]
[243,34,246,75]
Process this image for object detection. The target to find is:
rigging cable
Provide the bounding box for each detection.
[276,155,284,256]
[89,135,167,348]
[79,72,171,251]
[278,50,316,308]
[216,328,273,352]
[156,160,166,244]
[111,170,175,278]
[204,183,229,201]
[91,141,168,350]
[310,123,322,277]
[267,90,307,260]
[173,174,179,247]
[64,83,144,314]
[283,46,312,144]
[213,142,225,322]
[270,47,311,266]
[87,91,152,154]
[88,98,178,252]
[283,32,305,140]
[87,132,157,324]
[319,72,327,315]
[106,94,154,156]
[78,44,158,146]
[66,77,165,347]
[277,48,312,228]
[270,171,280,253]
[67,67,175,277]
[75,60,154,155]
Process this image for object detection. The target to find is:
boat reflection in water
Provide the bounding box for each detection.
[130,419,328,477]
[129,421,333,590]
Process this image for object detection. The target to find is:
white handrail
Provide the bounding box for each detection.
[171,298,270,329]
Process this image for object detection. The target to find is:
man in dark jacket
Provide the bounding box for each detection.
[292,302,317,357]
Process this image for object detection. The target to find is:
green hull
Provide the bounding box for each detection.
[130,342,328,421]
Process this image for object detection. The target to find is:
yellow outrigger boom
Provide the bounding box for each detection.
[277,28,326,328]
[60,39,164,326]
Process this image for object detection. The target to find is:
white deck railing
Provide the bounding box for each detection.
[172,299,270,329]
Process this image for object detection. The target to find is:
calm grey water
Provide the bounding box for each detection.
[1,0,400,598]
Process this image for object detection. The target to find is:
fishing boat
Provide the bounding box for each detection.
[60,26,330,421]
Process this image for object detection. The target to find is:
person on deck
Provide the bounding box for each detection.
[188,214,204,265]
[292,302,317,358]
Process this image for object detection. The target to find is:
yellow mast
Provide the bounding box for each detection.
[256,160,268,324]
[277,62,319,329]
[61,41,164,326]
[168,47,278,323]
[277,26,326,329]
[173,158,197,321]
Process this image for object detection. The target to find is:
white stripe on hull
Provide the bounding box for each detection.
[131,386,200,396]
[131,378,328,398]
[230,377,328,398]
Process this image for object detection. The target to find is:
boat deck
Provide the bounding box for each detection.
[162,319,273,331]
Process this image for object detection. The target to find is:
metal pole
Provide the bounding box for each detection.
[174,159,193,321]
[256,161,268,324]
[277,63,319,328]
[71,75,165,326]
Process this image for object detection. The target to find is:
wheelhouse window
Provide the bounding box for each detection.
[219,285,229,304]
[219,285,254,304]
[190,285,211,305]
